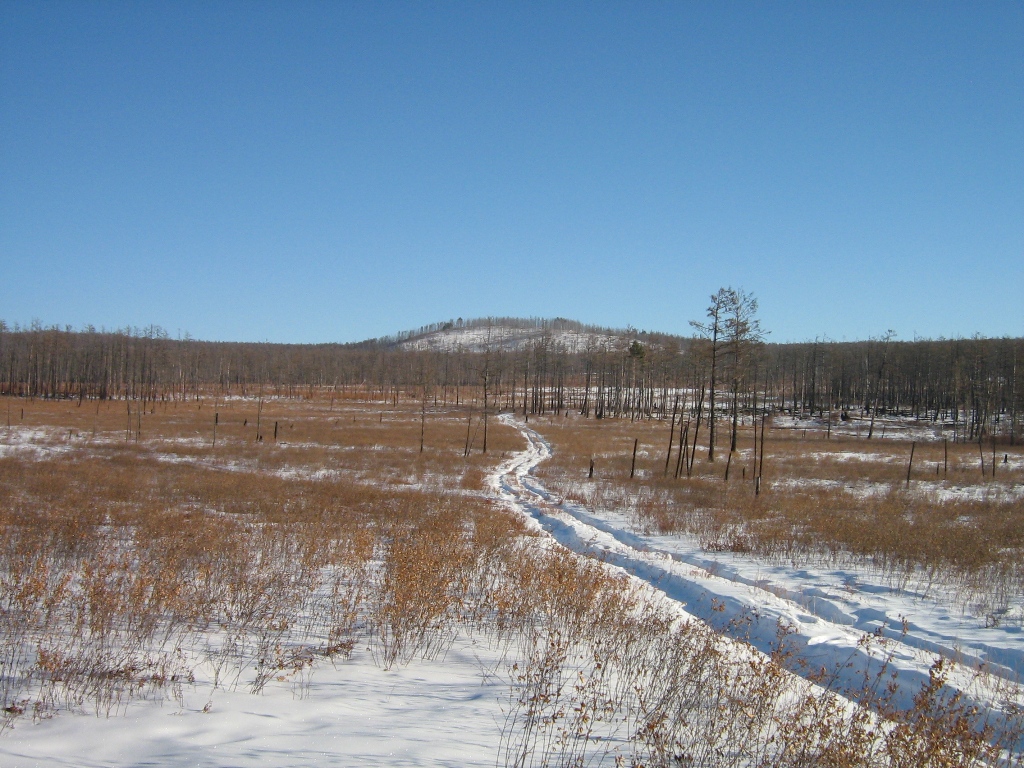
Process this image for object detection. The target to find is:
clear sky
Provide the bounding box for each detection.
[1,1,1021,343]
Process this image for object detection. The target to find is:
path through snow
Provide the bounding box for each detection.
[489,413,1024,729]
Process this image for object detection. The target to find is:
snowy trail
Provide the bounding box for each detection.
[489,413,1023,725]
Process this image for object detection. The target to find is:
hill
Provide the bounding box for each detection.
[372,317,688,353]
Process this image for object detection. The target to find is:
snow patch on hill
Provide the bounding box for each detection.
[399,325,621,353]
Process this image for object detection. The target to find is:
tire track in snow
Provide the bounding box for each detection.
[487,413,1023,733]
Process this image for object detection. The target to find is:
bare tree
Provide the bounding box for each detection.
[723,289,765,453]
[690,288,733,462]
[866,330,895,439]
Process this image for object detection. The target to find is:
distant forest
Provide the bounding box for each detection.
[1,318,1019,445]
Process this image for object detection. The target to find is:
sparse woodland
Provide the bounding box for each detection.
[0,318,1020,447]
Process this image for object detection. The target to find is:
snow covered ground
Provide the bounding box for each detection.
[0,426,77,460]
[2,422,523,766]
[772,412,999,444]
[3,414,1021,764]
[493,414,1024,729]
[0,633,514,768]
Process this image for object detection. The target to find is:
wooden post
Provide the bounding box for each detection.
[943,438,948,478]
[213,412,218,448]
[906,441,915,487]
[752,412,758,487]
[255,391,263,443]
[978,438,986,477]
[589,458,594,479]
[630,439,638,479]
[757,412,767,495]
[274,421,278,442]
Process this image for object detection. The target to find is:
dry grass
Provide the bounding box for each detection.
[1,393,1021,765]
[0,392,522,719]
[528,410,1024,610]
[495,548,1023,767]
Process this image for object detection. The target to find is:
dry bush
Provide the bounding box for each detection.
[0,393,525,726]
[369,502,475,668]
[529,411,1024,608]
[497,553,1024,768]
[2,395,1022,766]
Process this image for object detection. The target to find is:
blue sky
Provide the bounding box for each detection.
[1,1,1021,343]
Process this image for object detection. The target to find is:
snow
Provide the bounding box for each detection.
[399,326,619,353]
[0,633,513,767]
[3,413,1021,763]
[1,425,520,766]
[0,427,77,459]
[772,412,1008,444]
[765,476,1024,503]
[493,414,1024,731]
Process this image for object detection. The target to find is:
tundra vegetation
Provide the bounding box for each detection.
[1,316,1022,766]
[532,409,1024,618]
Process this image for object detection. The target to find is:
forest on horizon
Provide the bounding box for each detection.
[2,315,1019,447]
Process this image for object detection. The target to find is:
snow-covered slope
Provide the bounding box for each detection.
[398,325,620,353]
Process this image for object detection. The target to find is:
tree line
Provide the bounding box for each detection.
[1,308,1020,446]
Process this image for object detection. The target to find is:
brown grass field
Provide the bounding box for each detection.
[1,392,1022,766]
[528,409,1024,612]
